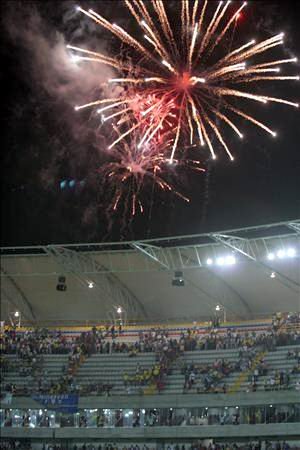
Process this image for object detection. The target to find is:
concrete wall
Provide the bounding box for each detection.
[2,423,300,440]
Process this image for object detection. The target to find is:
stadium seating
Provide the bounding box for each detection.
[1,333,299,397]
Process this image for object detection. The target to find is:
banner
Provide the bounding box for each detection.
[32,394,78,413]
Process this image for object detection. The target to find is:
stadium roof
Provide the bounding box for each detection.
[1,220,299,326]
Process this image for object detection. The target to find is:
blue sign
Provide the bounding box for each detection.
[32,394,78,413]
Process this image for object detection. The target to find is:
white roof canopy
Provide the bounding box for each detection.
[1,220,299,325]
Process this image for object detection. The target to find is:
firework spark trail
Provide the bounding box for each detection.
[99,132,204,219]
[201,98,244,139]
[208,1,232,45]
[153,0,179,59]
[70,0,298,166]
[226,104,277,137]
[80,7,160,65]
[239,76,300,83]
[209,1,248,55]
[189,96,205,146]
[191,0,199,30]
[205,114,234,161]
[188,24,198,70]
[74,98,127,111]
[198,0,224,57]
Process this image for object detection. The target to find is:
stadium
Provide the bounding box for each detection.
[1,220,300,449]
[1,1,300,450]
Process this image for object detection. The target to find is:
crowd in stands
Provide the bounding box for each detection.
[1,325,300,357]
[0,329,73,355]
[181,358,233,393]
[0,443,298,450]
[181,345,266,394]
[1,324,300,397]
[123,334,181,393]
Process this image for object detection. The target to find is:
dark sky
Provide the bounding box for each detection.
[1,0,300,246]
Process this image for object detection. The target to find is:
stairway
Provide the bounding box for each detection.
[228,350,267,394]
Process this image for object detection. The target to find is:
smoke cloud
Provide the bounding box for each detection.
[3,1,115,105]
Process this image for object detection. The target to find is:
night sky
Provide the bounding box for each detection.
[1,0,300,246]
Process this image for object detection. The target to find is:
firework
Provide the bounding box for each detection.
[98,130,205,218]
[68,1,298,163]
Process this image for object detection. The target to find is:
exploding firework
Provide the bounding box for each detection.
[98,130,205,218]
[68,0,299,163]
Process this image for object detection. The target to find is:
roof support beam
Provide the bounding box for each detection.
[211,234,256,260]
[287,222,300,234]
[205,268,252,318]
[211,234,300,293]
[1,268,36,322]
[131,243,170,270]
[178,248,252,318]
[45,245,147,320]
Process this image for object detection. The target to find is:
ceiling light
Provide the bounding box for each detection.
[215,305,221,311]
[270,272,276,279]
[14,311,20,318]
[216,257,225,266]
[267,252,275,260]
[206,258,213,265]
[117,307,122,314]
[88,282,94,289]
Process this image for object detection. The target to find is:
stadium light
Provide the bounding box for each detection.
[117,306,122,314]
[88,281,94,289]
[267,247,297,261]
[277,249,285,258]
[215,304,227,323]
[226,255,236,265]
[287,248,296,257]
[270,272,276,279]
[208,255,237,266]
[14,311,20,318]
[216,257,225,266]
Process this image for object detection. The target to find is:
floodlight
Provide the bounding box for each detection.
[14,311,20,318]
[56,275,67,291]
[215,305,221,311]
[172,270,185,286]
[216,257,225,266]
[226,255,236,265]
[88,282,94,289]
[172,278,185,287]
[277,249,285,258]
[267,253,275,260]
[206,258,213,265]
[117,307,122,314]
[270,272,276,279]
[287,248,296,257]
